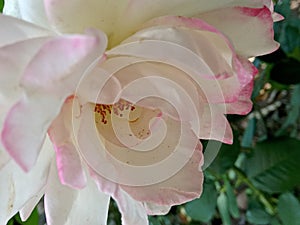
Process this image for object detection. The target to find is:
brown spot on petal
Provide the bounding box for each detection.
[7,175,15,215]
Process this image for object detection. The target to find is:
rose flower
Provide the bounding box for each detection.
[0,1,281,225]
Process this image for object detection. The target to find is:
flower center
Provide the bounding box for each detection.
[94,99,162,148]
[94,100,136,125]
[93,99,187,168]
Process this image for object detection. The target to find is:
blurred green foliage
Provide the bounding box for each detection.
[2,0,300,224]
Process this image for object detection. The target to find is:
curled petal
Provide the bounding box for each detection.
[226,57,257,115]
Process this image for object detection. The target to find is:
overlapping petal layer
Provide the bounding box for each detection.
[44,160,110,225]
[1,26,107,171]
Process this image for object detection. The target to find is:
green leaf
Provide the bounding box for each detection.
[207,132,240,174]
[274,0,291,20]
[185,180,217,223]
[0,0,3,13]
[245,138,300,193]
[289,47,300,61]
[270,218,282,225]
[224,178,240,219]
[279,25,300,54]
[274,0,300,54]
[217,192,231,225]
[7,220,14,225]
[246,208,272,225]
[17,208,39,225]
[278,193,300,225]
[7,208,39,225]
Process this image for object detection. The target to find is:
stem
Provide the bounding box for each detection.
[233,166,276,215]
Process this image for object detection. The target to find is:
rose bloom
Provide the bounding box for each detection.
[0,1,281,225]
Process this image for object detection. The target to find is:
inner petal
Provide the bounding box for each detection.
[94,99,185,166]
[94,99,162,148]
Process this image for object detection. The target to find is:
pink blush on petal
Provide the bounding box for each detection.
[237,6,271,18]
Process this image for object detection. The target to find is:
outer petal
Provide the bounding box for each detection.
[48,97,87,189]
[44,160,110,225]
[197,6,279,57]
[0,38,52,129]
[3,0,20,17]
[90,171,149,225]
[2,94,59,172]
[0,14,52,47]
[225,57,257,115]
[44,0,271,47]
[0,137,53,225]
[1,31,107,171]
[143,203,171,215]
[0,37,51,99]
[3,0,52,29]
[193,104,233,144]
